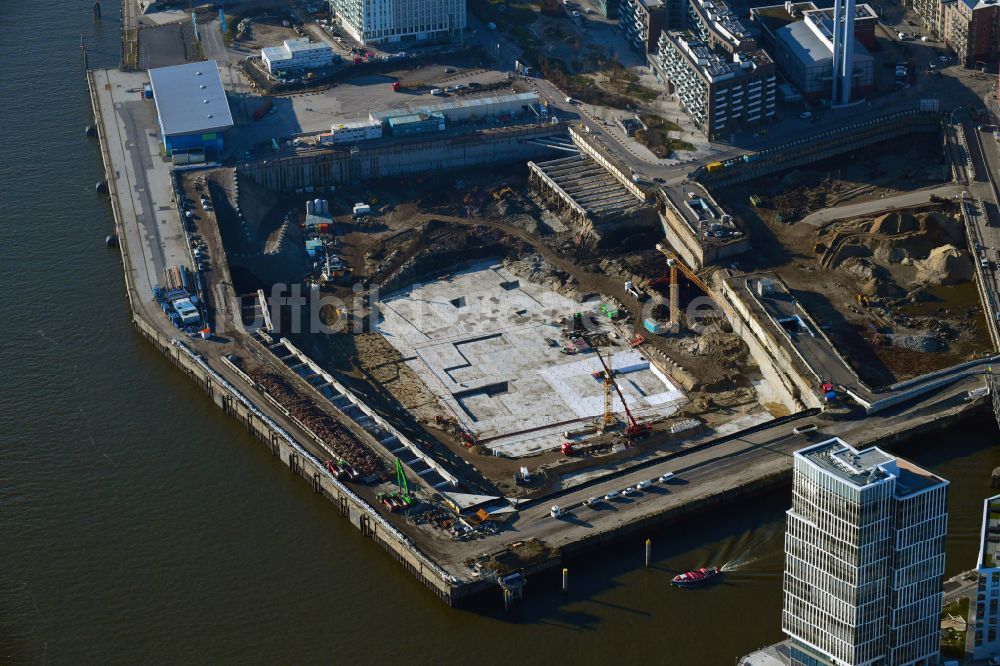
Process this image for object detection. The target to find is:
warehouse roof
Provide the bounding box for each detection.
[148,60,234,137]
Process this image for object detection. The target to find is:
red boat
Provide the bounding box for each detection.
[671,567,721,587]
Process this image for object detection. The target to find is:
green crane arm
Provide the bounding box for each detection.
[395,458,409,496]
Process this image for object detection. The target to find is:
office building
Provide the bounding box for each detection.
[653,31,776,139]
[147,60,234,159]
[322,119,384,144]
[752,2,875,101]
[973,494,1000,659]
[783,438,948,666]
[620,0,670,53]
[328,0,465,45]
[261,39,335,75]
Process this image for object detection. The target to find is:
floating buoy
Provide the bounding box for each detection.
[95,180,108,194]
[85,125,97,137]
[105,234,118,248]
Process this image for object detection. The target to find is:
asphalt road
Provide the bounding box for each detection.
[423,369,989,568]
[802,184,967,227]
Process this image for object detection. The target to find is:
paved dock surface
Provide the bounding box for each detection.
[91,68,190,302]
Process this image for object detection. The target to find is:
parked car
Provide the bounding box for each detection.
[605,490,621,500]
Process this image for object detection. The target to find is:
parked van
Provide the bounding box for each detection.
[636,480,653,491]
[604,490,621,501]
[585,496,600,507]
[431,88,444,96]
[659,472,675,482]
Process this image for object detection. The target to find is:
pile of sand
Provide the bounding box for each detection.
[913,245,972,286]
[869,211,918,235]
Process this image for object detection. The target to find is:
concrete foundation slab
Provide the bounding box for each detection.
[377,262,687,456]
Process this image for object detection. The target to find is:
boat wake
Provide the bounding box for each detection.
[716,520,784,573]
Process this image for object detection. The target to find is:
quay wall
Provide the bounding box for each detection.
[87,70,468,606]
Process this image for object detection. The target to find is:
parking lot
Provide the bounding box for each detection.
[224,64,518,157]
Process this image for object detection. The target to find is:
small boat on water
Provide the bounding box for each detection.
[671,566,721,587]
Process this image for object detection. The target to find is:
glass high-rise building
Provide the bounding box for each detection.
[973,494,1000,660]
[782,438,948,666]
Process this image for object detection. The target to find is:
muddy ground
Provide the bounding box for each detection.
[206,165,773,487]
[713,134,990,385]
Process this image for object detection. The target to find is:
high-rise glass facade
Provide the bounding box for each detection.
[782,438,948,666]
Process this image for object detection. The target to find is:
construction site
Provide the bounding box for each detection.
[143,90,1000,604]
[712,132,992,386]
[91,4,1000,604]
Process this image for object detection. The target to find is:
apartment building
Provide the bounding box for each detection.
[915,0,949,40]
[943,0,1000,68]
[653,31,775,139]
[619,0,670,53]
[687,0,757,53]
[782,439,948,666]
[328,0,465,44]
[914,0,1000,67]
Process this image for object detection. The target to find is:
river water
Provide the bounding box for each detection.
[1,3,998,664]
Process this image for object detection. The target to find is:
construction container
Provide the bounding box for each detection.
[644,319,667,334]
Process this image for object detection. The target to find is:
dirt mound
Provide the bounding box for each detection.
[841,256,879,281]
[815,208,967,293]
[913,245,972,285]
[695,332,747,362]
[870,211,918,235]
[235,172,281,239]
